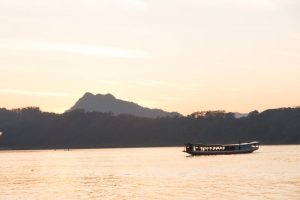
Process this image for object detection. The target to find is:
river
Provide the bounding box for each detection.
[0,146,299,199]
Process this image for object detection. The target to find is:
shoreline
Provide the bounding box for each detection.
[1,143,300,151]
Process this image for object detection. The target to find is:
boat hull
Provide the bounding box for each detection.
[184,148,258,156]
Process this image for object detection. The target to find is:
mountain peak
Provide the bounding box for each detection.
[83,92,94,97]
[67,92,182,118]
[96,93,115,100]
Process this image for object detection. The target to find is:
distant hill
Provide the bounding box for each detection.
[234,112,248,118]
[0,107,300,150]
[67,92,182,118]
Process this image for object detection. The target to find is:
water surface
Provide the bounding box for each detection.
[0,146,299,199]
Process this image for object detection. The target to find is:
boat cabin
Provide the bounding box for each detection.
[184,141,259,155]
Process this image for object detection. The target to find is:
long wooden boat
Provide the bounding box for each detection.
[183,141,259,155]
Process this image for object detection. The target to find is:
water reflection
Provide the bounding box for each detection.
[0,146,299,199]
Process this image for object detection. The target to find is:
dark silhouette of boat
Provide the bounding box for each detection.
[183,141,259,155]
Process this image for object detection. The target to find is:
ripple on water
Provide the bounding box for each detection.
[0,146,299,199]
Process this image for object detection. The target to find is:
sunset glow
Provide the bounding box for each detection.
[0,0,299,115]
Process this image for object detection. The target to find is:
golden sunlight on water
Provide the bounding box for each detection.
[0,146,299,199]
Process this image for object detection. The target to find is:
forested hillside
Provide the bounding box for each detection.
[0,107,299,149]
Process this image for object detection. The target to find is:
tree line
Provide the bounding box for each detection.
[0,107,299,149]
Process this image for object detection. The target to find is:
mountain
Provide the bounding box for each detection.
[67,92,182,118]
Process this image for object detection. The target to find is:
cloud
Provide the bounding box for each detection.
[0,40,151,59]
[0,89,70,97]
[226,0,279,11]
[115,0,148,11]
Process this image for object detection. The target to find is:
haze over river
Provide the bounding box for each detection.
[0,146,299,199]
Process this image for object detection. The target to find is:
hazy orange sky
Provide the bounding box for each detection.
[0,0,299,115]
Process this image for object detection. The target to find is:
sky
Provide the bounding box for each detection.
[0,0,300,115]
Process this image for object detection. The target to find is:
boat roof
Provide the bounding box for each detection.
[186,141,259,146]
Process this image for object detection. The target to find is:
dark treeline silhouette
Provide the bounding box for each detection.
[0,107,300,149]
